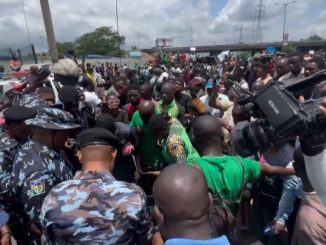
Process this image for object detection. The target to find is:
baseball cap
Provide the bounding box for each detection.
[3,82,24,95]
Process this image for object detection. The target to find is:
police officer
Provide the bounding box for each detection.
[40,127,153,244]
[0,105,37,244]
[11,107,78,242]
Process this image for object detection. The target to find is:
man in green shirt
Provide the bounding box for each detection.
[156,82,184,122]
[130,101,166,194]
[190,115,295,212]
[148,114,200,165]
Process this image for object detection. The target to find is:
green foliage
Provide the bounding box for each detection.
[281,44,296,54]
[306,34,323,41]
[56,42,74,55]
[74,26,125,57]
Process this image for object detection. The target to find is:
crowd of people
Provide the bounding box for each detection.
[0,48,325,245]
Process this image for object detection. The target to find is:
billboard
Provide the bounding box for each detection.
[155,38,173,48]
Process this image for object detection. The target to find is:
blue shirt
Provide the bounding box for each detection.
[166,235,230,245]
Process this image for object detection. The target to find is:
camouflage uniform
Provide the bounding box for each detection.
[11,139,74,224]
[0,133,19,212]
[12,93,48,110]
[11,108,78,226]
[40,171,153,244]
[0,95,45,211]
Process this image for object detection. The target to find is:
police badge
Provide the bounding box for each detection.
[30,179,46,196]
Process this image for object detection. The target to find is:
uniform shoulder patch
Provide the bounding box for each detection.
[30,179,46,196]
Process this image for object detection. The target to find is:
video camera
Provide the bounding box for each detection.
[233,71,326,157]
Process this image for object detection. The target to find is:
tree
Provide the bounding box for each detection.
[56,42,74,55]
[306,34,323,41]
[281,43,296,54]
[74,26,125,57]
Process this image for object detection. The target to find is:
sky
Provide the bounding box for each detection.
[0,0,326,51]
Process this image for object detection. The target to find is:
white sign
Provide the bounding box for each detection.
[155,38,173,48]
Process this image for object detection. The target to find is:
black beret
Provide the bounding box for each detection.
[77,127,121,149]
[58,86,79,104]
[3,105,37,122]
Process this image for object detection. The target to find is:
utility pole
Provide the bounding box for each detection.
[40,0,59,63]
[276,1,296,43]
[115,0,121,65]
[189,26,193,47]
[235,25,246,43]
[254,0,265,42]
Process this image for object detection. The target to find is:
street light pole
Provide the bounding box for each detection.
[115,0,122,66]
[276,1,296,43]
[115,0,120,36]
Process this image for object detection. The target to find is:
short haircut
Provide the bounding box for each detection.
[256,62,269,73]
[148,114,168,135]
[113,76,127,84]
[174,76,185,84]
[310,56,326,70]
[289,52,303,61]
[105,93,118,101]
[96,113,116,134]
[37,86,54,95]
[128,84,140,92]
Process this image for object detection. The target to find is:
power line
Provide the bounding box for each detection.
[20,0,32,44]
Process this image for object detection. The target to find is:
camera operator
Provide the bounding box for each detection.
[301,99,326,207]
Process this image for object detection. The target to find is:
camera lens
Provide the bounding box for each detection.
[232,120,272,156]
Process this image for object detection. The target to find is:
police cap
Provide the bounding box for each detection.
[77,127,121,149]
[3,105,37,123]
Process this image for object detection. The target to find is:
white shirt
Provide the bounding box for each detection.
[200,93,229,117]
[94,72,105,84]
[158,72,169,82]
[84,91,101,113]
[304,149,326,206]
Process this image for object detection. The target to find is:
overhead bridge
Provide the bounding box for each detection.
[141,41,326,55]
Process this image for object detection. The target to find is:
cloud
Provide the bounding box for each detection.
[0,0,325,51]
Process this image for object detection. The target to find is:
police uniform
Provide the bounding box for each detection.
[0,106,37,211]
[11,108,78,229]
[40,127,153,244]
[12,93,48,110]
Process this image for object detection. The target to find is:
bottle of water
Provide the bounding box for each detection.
[263,225,275,236]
